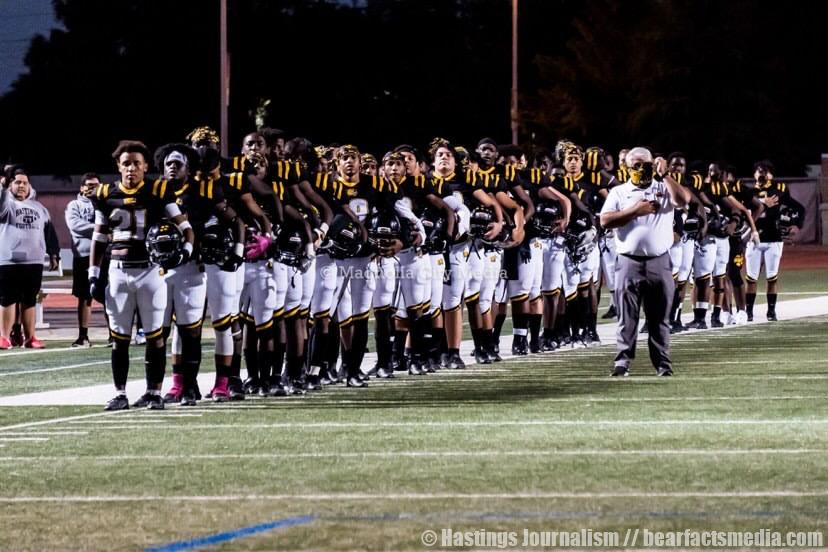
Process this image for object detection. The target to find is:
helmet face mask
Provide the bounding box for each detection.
[200,222,236,269]
[530,200,563,238]
[146,222,185,269]
[321,216,364,259]
[275,229,305,267]
[366,212,403,256]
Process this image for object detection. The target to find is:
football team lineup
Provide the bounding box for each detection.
[1,133,822,550]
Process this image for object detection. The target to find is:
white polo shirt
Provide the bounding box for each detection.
[600,180,675,257]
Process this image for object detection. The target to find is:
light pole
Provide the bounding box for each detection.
[511,0,518,145]
[220,0,229,157]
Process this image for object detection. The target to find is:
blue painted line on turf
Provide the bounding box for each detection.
[145,515,315,552]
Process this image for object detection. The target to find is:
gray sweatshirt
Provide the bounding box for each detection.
[64,193,95,257]
[0,187,55,266]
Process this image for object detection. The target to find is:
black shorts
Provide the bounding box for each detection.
[72,256,92,299]
[0,264,43,307]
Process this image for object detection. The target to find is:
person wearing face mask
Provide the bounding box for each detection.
[65,172,101,348]
[0,167,60,349]
[599,147,691,377]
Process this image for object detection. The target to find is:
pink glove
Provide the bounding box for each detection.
[244,234,273,261]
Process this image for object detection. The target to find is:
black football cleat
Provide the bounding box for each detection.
[685,320,707,330]
[511,336,529,356]
[448,352,466,370]
[133,392,164,410]
[541,336,558,352]
[767,310,777,321]
[376,367,394,379]
[601,305,617,319]
[639,323,648,334]
[473,347,492,364]
[242,378,261,395]
[529,338,542,354]
[346,376,368,388]
[104,394,129,411]
[610,365,630,377]
[710,316,724,328]
[179,388,197,407]
[487,345,503,362]
[656,367,674,377]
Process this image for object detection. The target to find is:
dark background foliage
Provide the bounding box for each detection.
[1,0,825,175]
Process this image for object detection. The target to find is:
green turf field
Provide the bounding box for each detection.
[1,298,828,550]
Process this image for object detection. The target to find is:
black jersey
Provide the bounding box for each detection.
[171,177,227,232]
[329,174,386,222]
[431,170,478,207]
[579,170,613,213]
[749,180,805,242]
[93,179,178,262]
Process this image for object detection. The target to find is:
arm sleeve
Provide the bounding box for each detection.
[394,198,426,242]
[65,201,95,237]
[0,188,10,218]
[600,188,620,217]
[44,220,61,256]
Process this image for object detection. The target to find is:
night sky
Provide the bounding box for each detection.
[0,0,61,93]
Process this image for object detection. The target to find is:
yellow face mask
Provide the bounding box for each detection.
[629,162,654,188]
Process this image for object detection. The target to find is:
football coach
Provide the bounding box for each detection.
[599,147,691,377]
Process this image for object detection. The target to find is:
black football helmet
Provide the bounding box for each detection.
[564,227,597,266]
[366,211,403,257]
[778,204,802,238]
[320,214,364,259]
[419,207,448,254]
[200,221,236,267]
[567,208,594,235]
[530,200,563,238]
[146,221,185,269]
[469,205,496,239]
[274,227,306,267]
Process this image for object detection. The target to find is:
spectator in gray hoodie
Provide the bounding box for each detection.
[65,172,100,347]
[0,168,60,349]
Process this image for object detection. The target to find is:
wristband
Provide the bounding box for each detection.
[233,243,244,258]
[88,265,101,279]
[92,231,108,243]
[319,222,329,236]
[183,242,194,256]
[176,220,192,233]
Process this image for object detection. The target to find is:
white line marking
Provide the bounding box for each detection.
[1,491,827,502]
[0,410,129,433]
[0,431,88,436]
[0,359,109,377]
[0,437,49,442]
[55,419,828,430]
[67,419,167,424]
[0,449,822,462]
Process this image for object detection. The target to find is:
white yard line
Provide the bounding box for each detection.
[0,437,49,442]
[55,419,828,430]
[0,431,88,436]
[1,491,827,503]
[0,449,823,462]
[0,410,130,433]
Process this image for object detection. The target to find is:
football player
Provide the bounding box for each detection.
[560,142,602,346]
[665,153,706,332]
[744,160,805,321]
[430,139,503,369]
[186,126,274,401]
[90,140,195,410]
[687,162,758,329]
[155,143,244,406]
